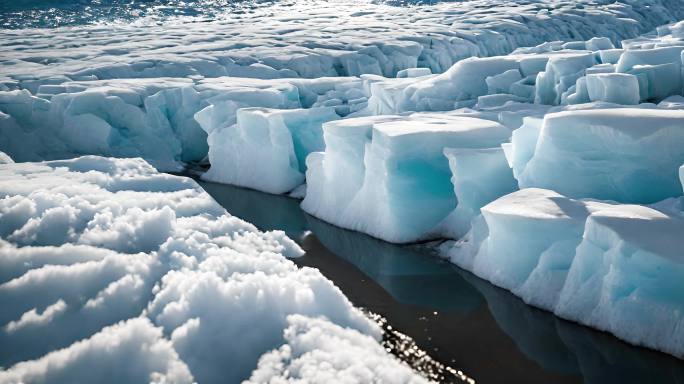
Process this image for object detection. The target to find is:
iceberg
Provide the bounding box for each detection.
[302,114,511,243]
[444,187,684,359]
[510,108,684,203]
[202,107,340,194]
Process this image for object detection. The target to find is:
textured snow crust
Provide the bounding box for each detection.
[0,156,429,384]
[3,0,683,89]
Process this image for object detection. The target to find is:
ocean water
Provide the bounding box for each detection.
[0,0,284,29]
[0,0,447,29]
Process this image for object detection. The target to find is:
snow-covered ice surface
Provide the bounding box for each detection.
[3,0,684,373]
[3,0,684,172]
[0,156,432,383]
[3,0,684,86]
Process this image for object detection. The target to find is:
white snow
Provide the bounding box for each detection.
[3,0,682,91]
[0,156,428,383]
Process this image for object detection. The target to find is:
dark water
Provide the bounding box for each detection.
[200,180,684,384]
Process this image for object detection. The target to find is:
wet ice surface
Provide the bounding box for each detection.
[199,180,684,384]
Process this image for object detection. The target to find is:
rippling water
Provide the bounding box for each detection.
[0,0,286,29]
[0,0,455,29]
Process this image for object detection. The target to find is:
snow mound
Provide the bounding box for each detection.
[0,156,428,383]
[443,188,684,359]
[0,318,194,384]
[246,315,430,384]
[510,108,684,203]
[302,113,510,243]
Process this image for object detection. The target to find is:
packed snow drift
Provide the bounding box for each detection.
[0,156,429,383]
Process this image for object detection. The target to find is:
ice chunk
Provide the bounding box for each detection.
[444,187,684,359]
[557,203,684,359]
[0,151,13,164]
[396,68,432,78]
[402,56,523,111]
[616,46,684,101]
[535,52,596,105]
[585,73,640,105]
[439,147,517,239]
[514,108,684,203]
[598,49,624,64]
[467,189,612,309]
[628,63,682,102]
[202,107,340,194]
[303,114,511,243]
[301,115,404,225]
[363,75,428,115]
[486,69,523,94]
[585,37,614,52]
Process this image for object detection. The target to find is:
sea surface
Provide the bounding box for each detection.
[0,0,443,29]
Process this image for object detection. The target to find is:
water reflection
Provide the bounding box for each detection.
[200,180,684,384]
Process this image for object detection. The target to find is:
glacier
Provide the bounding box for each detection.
[3,0,684,376]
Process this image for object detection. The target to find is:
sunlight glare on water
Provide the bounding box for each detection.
[0,0,447,29]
